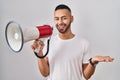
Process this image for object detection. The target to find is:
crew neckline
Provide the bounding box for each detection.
[57,34,76,42]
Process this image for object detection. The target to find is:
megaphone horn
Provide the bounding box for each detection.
[5,21,53,53]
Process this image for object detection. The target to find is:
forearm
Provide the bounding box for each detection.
[37,47,50,77]
[83,63,96,79]
[83,58,98,79]
[38,57,50,77]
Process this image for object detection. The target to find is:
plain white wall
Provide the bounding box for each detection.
[0,0,120,80]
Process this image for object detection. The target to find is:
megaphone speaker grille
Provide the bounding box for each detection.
[5,21,24,52]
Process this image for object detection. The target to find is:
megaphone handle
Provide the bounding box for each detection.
[34,38,50,59]
[34,39,44,53]
[34,39,44,57]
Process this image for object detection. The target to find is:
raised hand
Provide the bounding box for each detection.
[91,55,114,64]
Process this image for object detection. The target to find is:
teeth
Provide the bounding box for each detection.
[59,26,64,29]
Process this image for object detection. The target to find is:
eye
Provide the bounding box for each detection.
[63,17,67,20]
[54,17,59,21]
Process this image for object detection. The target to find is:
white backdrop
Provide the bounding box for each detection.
[0,0,120,80]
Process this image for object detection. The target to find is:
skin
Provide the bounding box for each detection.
[31,9,114,79]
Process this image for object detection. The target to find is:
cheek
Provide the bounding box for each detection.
[54,21,57,25]
[62,20,68,24]
[64,20,71,25]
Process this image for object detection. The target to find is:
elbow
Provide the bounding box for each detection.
[83,71,93,80]
[84,75,91,80]
[42,74,49,77]
[40,70,49,77]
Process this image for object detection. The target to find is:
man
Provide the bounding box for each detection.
[31,4,114,80]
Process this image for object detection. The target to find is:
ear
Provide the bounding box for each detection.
[71,15,74,23]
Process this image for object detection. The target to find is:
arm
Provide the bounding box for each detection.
[82,56,114,80]
[38,56,50,77]
[31,40,50,77]
[82,63,96,80]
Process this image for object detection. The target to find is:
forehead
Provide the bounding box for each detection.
[54,9,71,17]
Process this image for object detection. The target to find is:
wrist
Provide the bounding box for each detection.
[89,58,98,67]
[34,51,45,59]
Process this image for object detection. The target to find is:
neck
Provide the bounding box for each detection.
[58,30,75,40]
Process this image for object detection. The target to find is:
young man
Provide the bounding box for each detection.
[31,4,114,80]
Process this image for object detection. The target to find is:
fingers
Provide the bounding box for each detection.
[92,56,114,63]
[102,56,114,62]
[31,40,38,51]
[39,40,45,48]
[31,39,45,51]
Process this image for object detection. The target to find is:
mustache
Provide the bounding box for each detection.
[56,23,66,26]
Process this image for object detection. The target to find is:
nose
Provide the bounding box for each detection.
[58,18,63,25]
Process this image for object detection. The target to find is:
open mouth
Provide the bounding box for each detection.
[58,25,65,30]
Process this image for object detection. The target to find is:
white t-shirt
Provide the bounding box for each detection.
[43,35,92,80]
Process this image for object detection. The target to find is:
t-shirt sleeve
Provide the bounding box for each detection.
[82,40,93,64]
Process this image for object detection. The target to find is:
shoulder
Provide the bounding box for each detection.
[74,35,91,51]
[75,35,90,45]
[50,35,58,41]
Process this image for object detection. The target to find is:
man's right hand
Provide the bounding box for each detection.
[31,39,45,56]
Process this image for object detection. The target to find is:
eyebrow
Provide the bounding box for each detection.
[54,15,67,19]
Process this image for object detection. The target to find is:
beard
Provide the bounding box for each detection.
[56,22,71,34]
